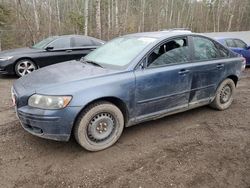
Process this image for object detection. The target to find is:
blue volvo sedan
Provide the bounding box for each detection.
[12,30,246,151]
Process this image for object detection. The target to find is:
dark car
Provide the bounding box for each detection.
[0,35,104,77]
[12,31,245,151]
[216,37,250,65]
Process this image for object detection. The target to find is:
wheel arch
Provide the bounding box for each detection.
[14,57,38,70]
[212,74,238,102]
[227,75,238,86]
[72,96,129,135]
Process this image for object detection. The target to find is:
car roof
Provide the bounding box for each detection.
[54,34,92,38]
[51,35,104,42]
[214,37,242,40]
[125,31,193,39]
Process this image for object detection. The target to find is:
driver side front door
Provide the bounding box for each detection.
[134,37,193,122]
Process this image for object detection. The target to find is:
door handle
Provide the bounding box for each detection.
[178,69,190,75]
[66,49,72,53]
[216,64,224,69]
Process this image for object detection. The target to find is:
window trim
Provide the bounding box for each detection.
[190,35,232,63]
[143,36,192,69]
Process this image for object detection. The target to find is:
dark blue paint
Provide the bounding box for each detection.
[13,32,244,141]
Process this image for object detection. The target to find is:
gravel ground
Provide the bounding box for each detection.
[0,69,249,188]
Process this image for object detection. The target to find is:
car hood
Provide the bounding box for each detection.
[0,47,41,56]
[14,60,118,94]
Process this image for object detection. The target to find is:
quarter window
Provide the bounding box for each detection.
[193,37,227,61]
[234,39,247,49]
[148,38,189,67]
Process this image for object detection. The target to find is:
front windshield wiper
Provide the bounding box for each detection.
[81,59,103,68]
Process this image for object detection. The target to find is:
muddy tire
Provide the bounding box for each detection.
[209,78,235,110]
[74,101,124,151]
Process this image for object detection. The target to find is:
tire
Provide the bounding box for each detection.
[15,59,37,77]
[209,78,235,110]
[74,101,124,151]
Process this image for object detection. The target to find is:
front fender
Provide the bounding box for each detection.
[71,72,136,116]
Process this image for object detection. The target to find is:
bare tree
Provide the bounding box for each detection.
[96,0,101,38]
[1,0,250,50]
[32,0,39,35]
[107,0,111,39]
[84,0,89,35]
[115,0,119,35]
[17,0,35,44]
[56,0,61,32]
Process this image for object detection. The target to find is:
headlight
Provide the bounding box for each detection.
[0,56,13,61]
[28,94,72,109]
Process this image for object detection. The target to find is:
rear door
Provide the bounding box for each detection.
[134,36,193,121]
[188,36,232,107]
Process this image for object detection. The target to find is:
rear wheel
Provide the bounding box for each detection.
[209,78,235,110]
[15,59,37,77]
[74,101,124,151]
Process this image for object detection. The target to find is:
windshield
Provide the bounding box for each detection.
[32,37,57,49]
[84,36,157,69]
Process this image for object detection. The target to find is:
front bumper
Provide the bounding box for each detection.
[0,63,15,75]
[16,105,82,141]
[0,66,9,74]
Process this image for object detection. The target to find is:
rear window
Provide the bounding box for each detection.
[193,37,228,61]
[72,37,94,47]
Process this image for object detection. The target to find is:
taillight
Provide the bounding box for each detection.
[241,58,246,72]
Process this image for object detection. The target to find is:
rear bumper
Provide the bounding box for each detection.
[16,106,82,141]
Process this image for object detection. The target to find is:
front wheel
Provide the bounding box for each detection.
[209,78,236,110]
[74,101,124,151]
[15,59,37,77]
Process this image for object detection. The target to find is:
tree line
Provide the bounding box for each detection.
[0,0,249,50]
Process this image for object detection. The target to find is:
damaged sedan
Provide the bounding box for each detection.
[12,30,245,151]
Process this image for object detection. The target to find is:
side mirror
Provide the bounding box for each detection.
[45,46,54,51]
[247,46,250,50]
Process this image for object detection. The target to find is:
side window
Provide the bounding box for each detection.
[91,40,103,46]
[234,39,247,49]
[225,39,236,48]
[49,37,71,49]
[148,38,189,67]
[72,37,94,47]
[193,37,225,61]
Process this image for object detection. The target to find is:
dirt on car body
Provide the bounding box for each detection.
[0,70,250,188]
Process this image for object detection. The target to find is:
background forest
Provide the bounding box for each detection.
[0,0,249,50]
